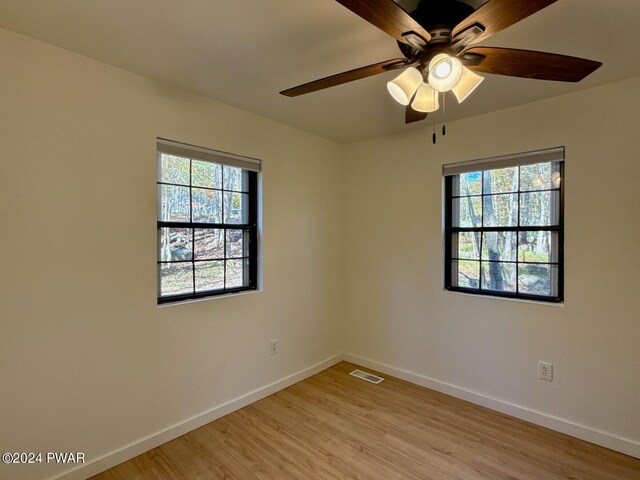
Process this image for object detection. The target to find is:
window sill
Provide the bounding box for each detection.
[443,288,564,307]
[157,288,262,308]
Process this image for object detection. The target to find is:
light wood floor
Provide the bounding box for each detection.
[91,362,640,479]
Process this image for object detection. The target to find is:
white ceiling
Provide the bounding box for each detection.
[2,0,640,143]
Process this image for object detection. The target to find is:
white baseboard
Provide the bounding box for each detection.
[50,351,639,480]
[51,354,343,480]
[343,353,640,459]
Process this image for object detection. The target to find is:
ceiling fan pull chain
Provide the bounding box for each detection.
[442,93,447,137]
[432,91,438,145]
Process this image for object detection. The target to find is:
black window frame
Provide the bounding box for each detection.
[444,153,564,303]
[157,144,259,305]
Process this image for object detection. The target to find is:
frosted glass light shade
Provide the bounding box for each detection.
[428,54,463,93]
[411,83,439,113]
[452,66,484,103]
[387,67,423,105]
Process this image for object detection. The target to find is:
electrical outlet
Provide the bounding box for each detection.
[270,339,279,355]
[538,362,553,382]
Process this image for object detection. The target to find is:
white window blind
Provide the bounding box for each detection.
[157,138,261,172]
[443,147,564,177]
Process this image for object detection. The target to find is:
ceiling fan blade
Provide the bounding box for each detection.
[335,0,431,44]
[280,58,410,97]
[464,47,602,82]
[453,0,558,45]
[405,106,428,124]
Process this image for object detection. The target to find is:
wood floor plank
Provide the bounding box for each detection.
[90,362,640,480]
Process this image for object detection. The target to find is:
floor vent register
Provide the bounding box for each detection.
[349,369,384,384]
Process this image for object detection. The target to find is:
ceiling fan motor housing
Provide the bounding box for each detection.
[398,0,477,59]
[414,0,477,31]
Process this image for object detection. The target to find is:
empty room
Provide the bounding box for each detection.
[1,0,640,479]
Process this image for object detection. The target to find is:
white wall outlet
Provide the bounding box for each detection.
[270,339,279,355]
[538,362,553,381]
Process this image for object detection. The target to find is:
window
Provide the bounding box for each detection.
[157,139,260,304]
[444,148,564,303]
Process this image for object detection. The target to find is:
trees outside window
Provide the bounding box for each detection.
[444,149,563,302]
[157,140,260,304]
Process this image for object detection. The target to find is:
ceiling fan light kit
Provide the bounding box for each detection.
[387,52,482,118]
[281,0,602,126]
[452,66,484,103]
[411,83,439,113]
[427,54,464,93]
[387,66,424,105]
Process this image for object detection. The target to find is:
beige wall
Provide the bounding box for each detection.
[343,76,640,449]
[0,28,344,480]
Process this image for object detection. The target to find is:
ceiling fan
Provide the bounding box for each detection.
[280,0,602,124]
